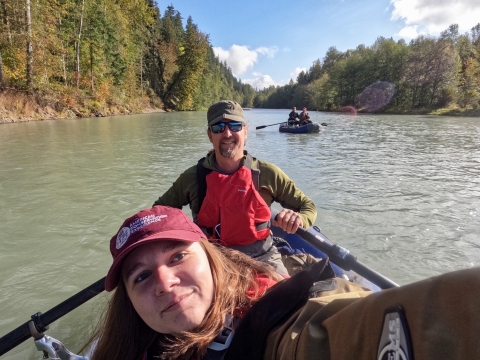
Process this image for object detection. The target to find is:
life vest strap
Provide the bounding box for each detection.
[203,220,271,240]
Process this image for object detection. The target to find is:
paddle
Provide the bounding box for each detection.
[255,122,286,130]
[256,122,328,130]
[0,277,105,356]
[293,226,398,289]
[271,210,398,290]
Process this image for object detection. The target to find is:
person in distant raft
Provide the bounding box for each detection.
[288,106,300,125]
[153,100,317,275]
[299,107,312,125]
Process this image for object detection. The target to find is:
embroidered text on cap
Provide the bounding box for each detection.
[115,214,167,249]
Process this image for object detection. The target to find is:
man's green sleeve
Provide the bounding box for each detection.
[257,160,317,228]
[152,165,200,213]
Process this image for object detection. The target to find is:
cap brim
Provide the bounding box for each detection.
[208,113,245,126]
[105,230,203,291]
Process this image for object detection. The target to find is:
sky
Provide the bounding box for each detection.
[160,0,480,89]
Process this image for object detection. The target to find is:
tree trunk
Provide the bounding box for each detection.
[90,42,94,93]
[58,15,67,84]
[25,0,33,89]
[41,47,48,84]
[140,52,143,97]
[0,50,5,89]
[62,54,67,84]
[0,0,12,44]
[75,0,85,88]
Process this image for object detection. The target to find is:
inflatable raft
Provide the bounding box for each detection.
[279,122,321,133]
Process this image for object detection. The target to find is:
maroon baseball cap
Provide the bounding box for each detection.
[105,206,206,291]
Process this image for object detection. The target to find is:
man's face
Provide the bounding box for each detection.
[293,107,296,111]
[207,121,247,161]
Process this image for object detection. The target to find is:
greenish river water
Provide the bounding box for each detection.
[1,110,479,359]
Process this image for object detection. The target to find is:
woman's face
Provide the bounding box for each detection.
[122,240,214,335]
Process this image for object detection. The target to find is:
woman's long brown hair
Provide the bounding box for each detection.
[88,239,282,360]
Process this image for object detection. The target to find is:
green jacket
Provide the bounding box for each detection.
[153,151,317,228]
[264,267,480,360]
[227,263,480,360]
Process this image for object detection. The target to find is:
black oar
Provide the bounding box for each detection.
[256,122,328,130]
[271,210,398,289]
[294,226,398,289]
[255,122,286,130]
[0,277,105,356]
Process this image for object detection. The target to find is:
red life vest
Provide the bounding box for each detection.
[196,163,271,246]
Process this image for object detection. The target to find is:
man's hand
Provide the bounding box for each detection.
[272,209,303,234]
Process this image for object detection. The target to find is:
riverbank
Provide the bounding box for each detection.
[383,105,480,117]
[0,88,165,124]
[3,88,479,123]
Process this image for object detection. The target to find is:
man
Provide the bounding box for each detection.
[299,107,312,125]
[288,107,300,125]
[153,100,317,275]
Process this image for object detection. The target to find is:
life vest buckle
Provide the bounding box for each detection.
[207,314,235,351]
[215,223,221,239]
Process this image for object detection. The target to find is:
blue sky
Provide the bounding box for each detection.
[162,0,480,89]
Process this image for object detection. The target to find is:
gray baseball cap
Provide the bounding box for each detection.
[207,100,245,126]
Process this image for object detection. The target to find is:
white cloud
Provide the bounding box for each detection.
[243,74,277,90]
[212,47,230,61]
[212,45,278,76]
[213,45,257,76]
[396,25,422,40]
[283,47,291,52]
[256,46,279,58]
[290,67,307,81]
[391,0,480,35]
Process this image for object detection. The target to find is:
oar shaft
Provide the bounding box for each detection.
[255,122,285,130]
[295,227,399,289]
[256,122,327,130]
[0,277,105,356]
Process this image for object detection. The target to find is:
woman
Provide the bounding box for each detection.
[90,205,285,360]
[89,206,480,360]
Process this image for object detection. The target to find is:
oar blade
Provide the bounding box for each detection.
[0,277,106,356]
[255,122,285,130]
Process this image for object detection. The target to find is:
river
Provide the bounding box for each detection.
[0,109,479,359]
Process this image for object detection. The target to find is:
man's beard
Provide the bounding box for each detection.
[219,139,245,158]
[220,147,237,158]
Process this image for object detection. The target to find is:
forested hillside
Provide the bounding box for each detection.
[1,0,479,120]
[0,1,255,120]
[254,24,480,114]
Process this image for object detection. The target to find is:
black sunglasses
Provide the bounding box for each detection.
[210,121,243,134]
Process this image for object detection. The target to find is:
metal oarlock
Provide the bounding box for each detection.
[29,319,88,360]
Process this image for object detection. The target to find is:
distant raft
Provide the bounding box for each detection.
[279,122,321,133]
